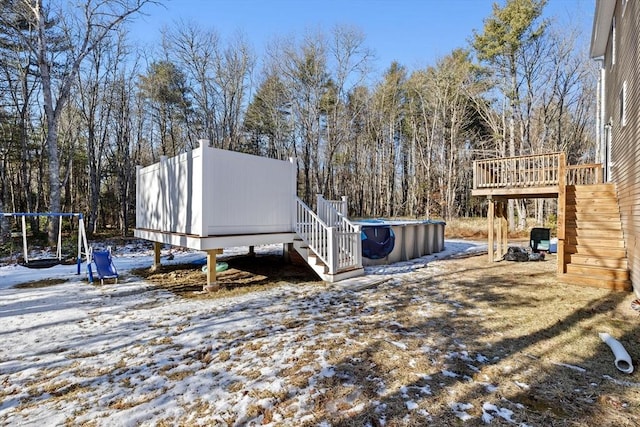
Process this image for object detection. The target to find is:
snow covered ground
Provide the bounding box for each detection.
[0,240,504,426]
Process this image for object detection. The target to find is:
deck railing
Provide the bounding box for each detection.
[317,195,362,270]
[295,197,361,274]
[473,152,563,190]
[473,153,606,191]
[316,195,347,227]
[566,164,604,185]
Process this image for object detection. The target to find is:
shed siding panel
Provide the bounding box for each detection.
[136,149,203,236]
[202,148,296,235]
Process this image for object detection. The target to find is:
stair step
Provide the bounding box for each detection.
[559,273,632,292]
[566,212,621,221]
[324,267,366,282]
[568,254,628,269]
[566,228,624,239]
[568,184,616,192]
[566,205,620,214]
[307,253,327,268]
[563,244,627,258]
[567,186,616,193]
[566,236,626,248]
[566,196,618,203]
[565,221,622,231]
[565,264,629,280]
[561,183,629,292]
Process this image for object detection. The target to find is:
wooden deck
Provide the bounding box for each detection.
[472,153,629,291]
[472,153,604,198]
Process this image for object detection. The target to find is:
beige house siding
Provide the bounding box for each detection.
[601,0,640,295]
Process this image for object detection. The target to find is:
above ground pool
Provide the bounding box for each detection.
[355,219,446,266]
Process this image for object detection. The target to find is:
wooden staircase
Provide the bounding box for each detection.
[560,183,631,291]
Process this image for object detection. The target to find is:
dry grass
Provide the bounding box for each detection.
[131,254,320,299]
[14,278,68,288]
[314,255,639,426]
[446,216,554,239]
[149,252,640,426]
[4,245,640,426]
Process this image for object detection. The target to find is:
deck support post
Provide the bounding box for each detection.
[496,200,503,260]
[488,197,495,262]
[488,197,508,262]
[497,200,508,260]
[557,153,567,274]
[153,242,162,270]
[204,248,224,291]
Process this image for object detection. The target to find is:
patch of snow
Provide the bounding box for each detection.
[482,402,515,423]
[320,366,335,378]
[551,362,586,372]
[363,239,486,276]
[0,240,491,425]
[476,353,490,363]
[390,341,407,350]
[406,400,419,410]
[449,402,474,421]
[482,382,498,393]
[418,384,432,395]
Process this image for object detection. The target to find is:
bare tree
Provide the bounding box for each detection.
[473,0,547,229]
[244,70,293,158]
[0,0,42,226]
[162,21,220,147]
[321,25,373,199]
[270,31,330,204]
[3,0,160,243]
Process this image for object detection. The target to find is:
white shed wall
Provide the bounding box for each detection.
[137,149,204,235]
[202,148,296,234]
[136,145,296,237]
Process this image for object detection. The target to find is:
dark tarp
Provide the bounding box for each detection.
[361,225,395,259]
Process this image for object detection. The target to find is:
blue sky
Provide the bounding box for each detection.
[132,0,596,74]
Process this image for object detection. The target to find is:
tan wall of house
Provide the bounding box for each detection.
[604,0,640,295]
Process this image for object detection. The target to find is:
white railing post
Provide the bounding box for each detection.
[354,223,362,268]
[328,226,337,274]
[316,194,324,222]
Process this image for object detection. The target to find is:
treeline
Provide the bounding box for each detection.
[0,0,597,239]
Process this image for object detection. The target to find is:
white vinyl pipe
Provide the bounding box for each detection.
[599,332,634,374]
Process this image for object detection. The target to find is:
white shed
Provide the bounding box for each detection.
[134,142,301,284]
[135,141,364,286]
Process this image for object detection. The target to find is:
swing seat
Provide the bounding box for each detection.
[21,258,62,269]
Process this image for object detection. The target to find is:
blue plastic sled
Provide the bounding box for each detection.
[88,248,119,285]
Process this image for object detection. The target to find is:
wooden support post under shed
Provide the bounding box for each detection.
[153,242,162,270]
[204,249,224,290]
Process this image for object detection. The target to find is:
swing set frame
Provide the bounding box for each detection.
[1,212,90,274]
